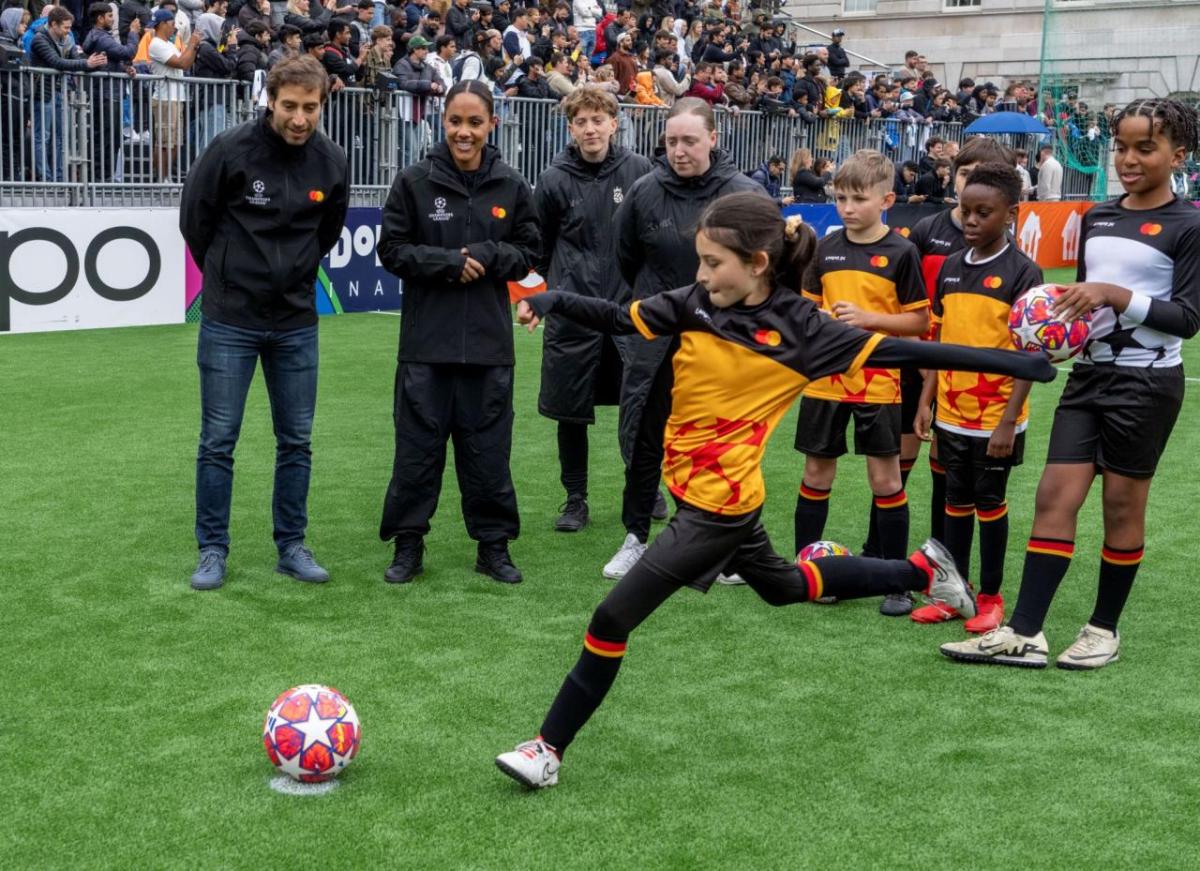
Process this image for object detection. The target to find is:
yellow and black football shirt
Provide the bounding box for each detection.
[800,229,927,404]
[624,284,882,515]
[932,243,1043,436]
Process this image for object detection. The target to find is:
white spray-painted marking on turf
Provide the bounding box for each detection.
[268,776,340,796]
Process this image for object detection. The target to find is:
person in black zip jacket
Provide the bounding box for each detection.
[179,56,350,592]
[534,87,652,534]
[601,96,765,582]
[81,2,140,182]
[826,28,848,81]
[377,79,540,587]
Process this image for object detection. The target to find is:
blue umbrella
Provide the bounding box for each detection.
[965,112,1050,135]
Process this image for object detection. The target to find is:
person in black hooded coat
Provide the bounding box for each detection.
[377,80,540,587]
[534,87,653,533]
[600,96,765,582]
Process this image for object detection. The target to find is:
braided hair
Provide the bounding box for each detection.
[1112,97,1199,154]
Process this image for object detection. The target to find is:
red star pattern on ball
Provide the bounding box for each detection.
[664,418,768,509]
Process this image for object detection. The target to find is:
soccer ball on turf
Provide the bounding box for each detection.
[263,685,361,782]
[796,540,852,563]
[1008,284,1092,362]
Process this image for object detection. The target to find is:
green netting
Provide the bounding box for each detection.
[1037,0,1108,200]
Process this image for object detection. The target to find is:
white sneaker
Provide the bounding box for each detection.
[940,626,1049,668]
[716,572,745,585]
[495,739,560,789]
[917,538,977,619]
[603,533,646,579]
[1056,624,1120,670]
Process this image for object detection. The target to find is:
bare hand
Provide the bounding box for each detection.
[1051,282,1114,323]
[832,300,873,329]
[130,18,142,34]
[189,33,202,48]
[987,421,1016,458]
[87,52,107,68]
[460,248,486,282]
[908,194,925,204]
[330,77,345,92]
[782,196,794,205]
[431,82,443,94]
[516,299,540,331]
[913,403,933,441]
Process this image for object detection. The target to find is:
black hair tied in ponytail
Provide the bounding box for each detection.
[697,191,817,292]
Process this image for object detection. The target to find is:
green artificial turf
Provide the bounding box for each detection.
[3,283,1199,869]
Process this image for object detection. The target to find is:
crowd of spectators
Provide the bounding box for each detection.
[4,0,1179,193]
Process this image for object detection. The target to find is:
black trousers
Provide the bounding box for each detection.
[621,353,674,541]
[379,362,520,544]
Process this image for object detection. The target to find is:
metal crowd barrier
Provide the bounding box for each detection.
[0,66,969,207]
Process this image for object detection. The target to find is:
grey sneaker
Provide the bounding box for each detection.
[917,538,976,619]
[880,591,914,616]
[276,543,330,583]
[1056,624,1120,671]
[190,547,227,590]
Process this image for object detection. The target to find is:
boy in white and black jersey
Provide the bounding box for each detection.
[943,98,1200,670]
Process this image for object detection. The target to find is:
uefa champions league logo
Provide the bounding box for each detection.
[612,187,623,204]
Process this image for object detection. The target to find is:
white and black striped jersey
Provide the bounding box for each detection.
[1077,196,1200,368]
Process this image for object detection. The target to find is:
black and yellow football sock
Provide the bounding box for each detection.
[863,459,913,558]
[1089,544,1144,632]
[798,551,929,601]
[1007,538,1075,637]
[976,503,1009,597]
[794,482,831,555]
[942,502,975,578]
[929,458,947,542]
[539,629,627,757]
[873,489,909,560]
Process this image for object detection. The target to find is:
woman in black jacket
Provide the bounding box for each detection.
[789,147,828,203]
[191,12,238,151]
[378,80,540,586]
[601,96,764,581]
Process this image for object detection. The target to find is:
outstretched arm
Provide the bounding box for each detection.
[866,337,1057,383]
[518,292,639,335]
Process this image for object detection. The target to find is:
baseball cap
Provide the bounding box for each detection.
[831,28,845,36]
[408,35,430,50]
[151,8,176,25]
[899,90,914,103]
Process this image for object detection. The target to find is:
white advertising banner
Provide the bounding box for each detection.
[0,209,185,334]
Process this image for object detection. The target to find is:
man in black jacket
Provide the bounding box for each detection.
[179,56,350,591]
[81,2,140,182]
[30,7,106,181]
[826,27,848,81]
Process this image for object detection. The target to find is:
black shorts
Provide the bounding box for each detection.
[794,397,902,458]
[1045,364,1185,479]
[640,501,803,595]
[935,425,1024,507]
[900,367,924,436]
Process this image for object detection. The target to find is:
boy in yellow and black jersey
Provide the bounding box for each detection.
[793,150,929,616]
[914,163,1043,633]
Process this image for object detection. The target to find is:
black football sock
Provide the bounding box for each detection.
[929,458,947,542]
[943,503,976,579]
[976,503,1010,597]
[1089,544,1144,632]
[539,630,626,758]
[794,482,831,555]
[873,489,910,560]
[1007,538,1075,637]
[557,421,589,498]
[799,549,929,600]
[862,460,911,557]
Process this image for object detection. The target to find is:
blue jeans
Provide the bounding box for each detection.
[578,28,595,59]
[195,318,319,553]
[372,0,386,26]
[32,94,64,182]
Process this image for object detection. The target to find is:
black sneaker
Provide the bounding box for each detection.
[880,591,914,616]
[476,541,523,584]
[554,495,589,532]
[651,490,669,521]
[384,535,424,584]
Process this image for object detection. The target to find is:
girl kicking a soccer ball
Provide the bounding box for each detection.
[941,98,1200,670]
[495,191,1056,790]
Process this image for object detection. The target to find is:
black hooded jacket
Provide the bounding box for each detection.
[180,114,350,331]
[378,141,539,366]
[534,143,653,422]
[612,149,764,457]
